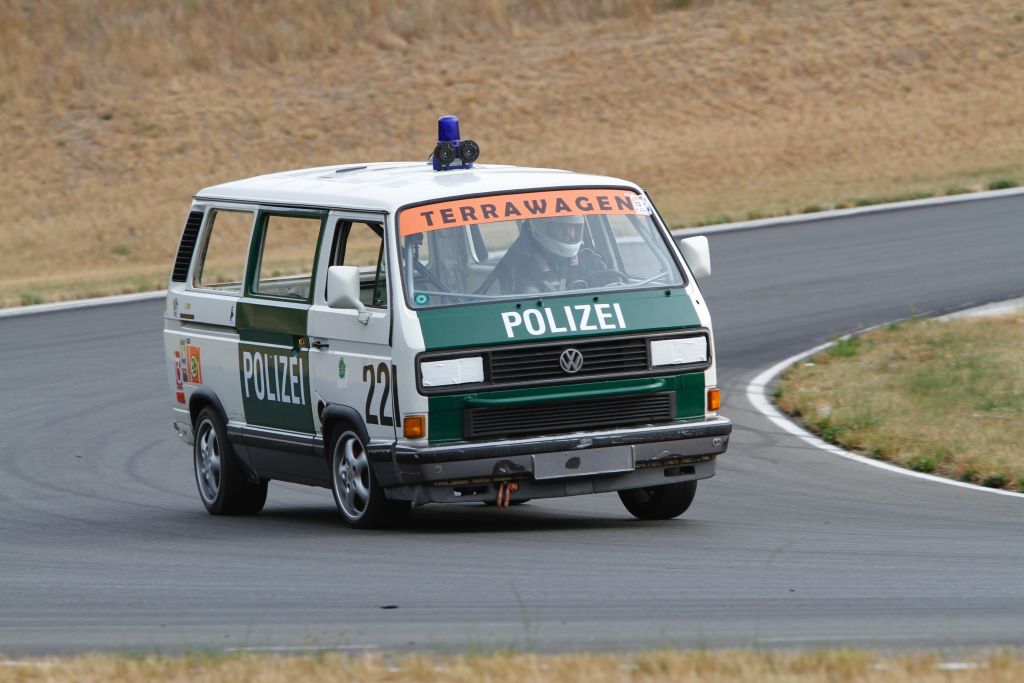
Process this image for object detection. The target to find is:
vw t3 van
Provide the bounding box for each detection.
[164,117,731,528]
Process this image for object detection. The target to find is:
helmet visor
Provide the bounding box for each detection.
[540,216,585,244]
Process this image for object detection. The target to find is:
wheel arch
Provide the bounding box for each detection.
[188,388,229,428]
[321,403,370,448]
[321,403,399,487]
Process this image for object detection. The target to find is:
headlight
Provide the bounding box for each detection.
[650,337,707,367]
[420,356,485,387]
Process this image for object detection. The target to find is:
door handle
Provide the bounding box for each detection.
[311,339,329,350]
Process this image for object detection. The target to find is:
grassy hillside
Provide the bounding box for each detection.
[2,0,1022,306]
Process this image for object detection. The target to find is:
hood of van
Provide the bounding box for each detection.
[417,288,700,350]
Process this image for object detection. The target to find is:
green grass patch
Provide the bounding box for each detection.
[828,336,861,358]
[775,310,1024,491]
[987,178,1019,190]
[19,292,44,306]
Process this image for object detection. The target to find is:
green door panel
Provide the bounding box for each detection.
[236,300,314,433]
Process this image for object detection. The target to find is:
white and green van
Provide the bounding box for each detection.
[164,119,731,528]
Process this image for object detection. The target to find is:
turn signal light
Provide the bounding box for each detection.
[707,388,721,412]
[403,415,427,439]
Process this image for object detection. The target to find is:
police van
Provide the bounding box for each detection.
[164,117,731,528]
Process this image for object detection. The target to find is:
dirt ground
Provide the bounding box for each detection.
[2,0,1022,306]
[1,649,1023,683]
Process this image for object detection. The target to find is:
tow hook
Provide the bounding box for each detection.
[495,481,520,510]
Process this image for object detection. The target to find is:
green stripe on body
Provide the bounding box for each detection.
[427,372,705,444]
[417,288,700,350]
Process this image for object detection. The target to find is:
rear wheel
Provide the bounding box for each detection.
[618,481,697,520]
[193,407,267,515]
[330,429,410,529]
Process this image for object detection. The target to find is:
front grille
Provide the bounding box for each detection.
[464,392,675,440]
[417,330,711,395]
[489,336,649,384]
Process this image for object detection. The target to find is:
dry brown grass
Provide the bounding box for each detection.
[2,0,1023,306]
[2,649,1023,683]
[775,311,1024,491]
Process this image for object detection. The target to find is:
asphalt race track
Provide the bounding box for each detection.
[1,196,1022,655]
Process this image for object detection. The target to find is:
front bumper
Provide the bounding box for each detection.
[385,416,731,504]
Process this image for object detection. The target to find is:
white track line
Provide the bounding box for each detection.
[676,186,1024,236]
[0,290,165,319]
[746,307,1024,499]
[225,644,378,653]
[2,187,1022,320]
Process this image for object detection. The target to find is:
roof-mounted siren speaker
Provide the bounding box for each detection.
[431,115,480,171]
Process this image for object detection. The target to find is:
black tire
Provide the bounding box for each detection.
[618,481,697,520]
[193,407,268,515]
[329,429,410,529]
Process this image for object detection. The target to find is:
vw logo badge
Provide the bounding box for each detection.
[559,348,584,374]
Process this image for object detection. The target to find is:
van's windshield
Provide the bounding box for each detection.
[397,188,684,309]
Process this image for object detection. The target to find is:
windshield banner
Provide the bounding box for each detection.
[399,188,651,236]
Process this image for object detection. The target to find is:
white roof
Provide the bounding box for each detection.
[195,162,640,213]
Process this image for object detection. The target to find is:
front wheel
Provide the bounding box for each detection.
[618,480,697,520]
[330,430,410,529]
[193,408,267,515]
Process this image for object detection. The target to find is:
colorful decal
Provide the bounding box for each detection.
[630,194,652,215]
[399,188,644,236]
[173,351,185,404]
[337,357,348,388]
[501,302,626,339]
[413,292,430,306]
[176,339,203,386]
[187,345,203,384]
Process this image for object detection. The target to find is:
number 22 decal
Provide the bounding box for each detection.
[362,363,399,427]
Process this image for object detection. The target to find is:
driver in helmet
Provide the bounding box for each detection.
[502,215,610,294]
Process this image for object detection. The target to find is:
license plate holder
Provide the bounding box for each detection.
[532,445,634,480]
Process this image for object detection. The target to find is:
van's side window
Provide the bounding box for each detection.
[253,214,322,300]
[331,221,387,308]
[192,209,254,293]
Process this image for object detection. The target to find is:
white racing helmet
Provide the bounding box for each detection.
[530,215,585,258]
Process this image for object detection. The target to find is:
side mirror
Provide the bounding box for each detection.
[326,265,369,324]
[675,235,711,280]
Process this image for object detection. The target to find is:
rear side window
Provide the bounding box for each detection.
[193,209,254,293]
[253,214,323,301]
